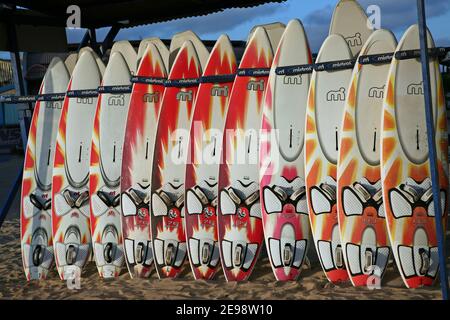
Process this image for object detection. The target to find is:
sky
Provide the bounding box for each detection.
[1,0,450,59]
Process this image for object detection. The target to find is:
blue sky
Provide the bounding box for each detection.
[79,0,450,51]
[1,0,449,59]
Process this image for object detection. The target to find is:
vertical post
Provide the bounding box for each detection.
[77,29,91,52]
[89,27,101,57]
[0,12,30,229]
[100,25,120,58]
[7,12,30,150]
[417,0,449,300]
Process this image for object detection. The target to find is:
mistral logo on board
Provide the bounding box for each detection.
[67,5,81,29]
[211,85,229,97]
[108,94,125,106]
[284,75,303,86]
[368,85,385,99]
[143,92,160,103]
[407,81,424,95]
[326,87,346,102]
[176,90,193,102]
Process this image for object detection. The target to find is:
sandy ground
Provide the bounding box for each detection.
[0,154,447,300]
[0,218,446,300]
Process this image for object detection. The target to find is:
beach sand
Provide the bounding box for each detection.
[0,217,446,300]
[0,154,447,300]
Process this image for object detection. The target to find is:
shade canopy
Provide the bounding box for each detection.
[1,1,285,29]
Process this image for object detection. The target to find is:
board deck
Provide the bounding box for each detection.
[169,30,209,72]
[64,53,78,75]
[248,22,286,53]
[329,0,373,56]
[89,41,137,278]
[259,19,312,281]
[337,29,397,286]
[121,41,168,278]
[150,40,203,278]
[304,34,353,283]
[51,50,104,280]
[381,25,449,288]
[21,58,70,280]
[137,38,169,70]
[217,27,276,282]
[184,35,237,280]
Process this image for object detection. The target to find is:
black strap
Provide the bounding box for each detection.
[66,89,98,98]
[395,47,449,60]
[130,76,166,85]
[314,58,356,72]
[359,53,394,65]
[164,78,200,88]
[37,93,66,101]
[199,74,236,84]
[97,85,132,94]
[0,93,66,103]
[0,95,37,103]
[237,68,271,77]
[275,64,314,76]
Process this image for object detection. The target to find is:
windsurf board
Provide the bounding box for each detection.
[21,57,70,280]
[337,29,397,286]
[51,50,104,280]
[89,41,137,278]
[184,35,237,280]
[121,41,169,278]
[381,24,449,288]
[259,19,312,281]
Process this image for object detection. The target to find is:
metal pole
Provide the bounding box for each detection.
[77,29,91,52]
[89,27,101,57]
[100,24,121,58]
[0,8,31,229]
[417,0,449,300]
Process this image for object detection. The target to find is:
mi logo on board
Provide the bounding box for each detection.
[247,80,265,92]
[176,90,193,102]
[368,85,385,99]
[76,97,93,104]
[46,101,62,109]
[345,32,363,48]
[407,81,424,95]
[326,87,346,102]
[143,92,160,103]
[211,85,229,97]
[108,94,125,106]
[284,75,302,85]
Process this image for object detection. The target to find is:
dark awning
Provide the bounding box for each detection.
[0,1,285,29]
